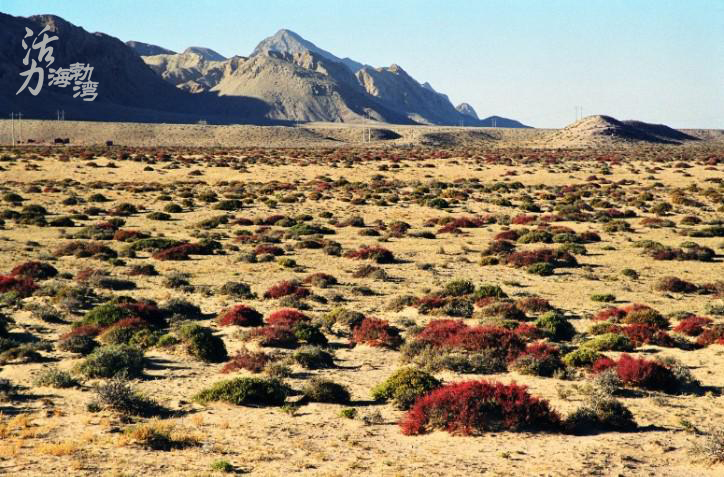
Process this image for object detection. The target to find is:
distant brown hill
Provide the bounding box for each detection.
[542,115,700,147]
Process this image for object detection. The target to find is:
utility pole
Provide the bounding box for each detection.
[17,112,22,144]
[10,113,14,146]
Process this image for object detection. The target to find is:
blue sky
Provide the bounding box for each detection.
[3,0,722,128]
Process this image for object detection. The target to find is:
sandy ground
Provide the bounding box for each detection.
[0,143,721,476]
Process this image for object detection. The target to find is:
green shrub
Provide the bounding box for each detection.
[371,367,441,410]
[591,294,616,303]
[194,377,288,406]
[95,376,161,416]
[292,323,328,346]
[79,303,133,328]
[582,333,633,352]
[292,346,335,369]
[58,335,97,355]
[527,262,554,276]
[442,279,475,297]
[211,460,234,473]
[147,211,171,221]
[339,408,357,419]
[76,344,145,378]
[564,395,637,434]
[33,368,79,388]
[302,378,350,404]
[473,284,508,300]
[534,311,575,341]
[562,348,601,367]
[178,324,227,363]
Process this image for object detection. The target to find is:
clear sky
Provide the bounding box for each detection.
[3,0,723,128]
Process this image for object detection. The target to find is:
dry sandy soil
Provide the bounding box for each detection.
[0,136,721,477]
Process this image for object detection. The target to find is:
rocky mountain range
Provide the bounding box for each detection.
[2,12,528,127]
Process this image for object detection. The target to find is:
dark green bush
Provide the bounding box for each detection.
[193,377,288,406]
[371,367,441,410]
[178,323,228,363]
[76,344,145,378]
[302,378,350,404]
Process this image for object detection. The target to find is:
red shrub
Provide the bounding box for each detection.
[400,380,561,435]
[105,316,149,331]
[620,324,674,346]
[673,316,712,336]
[10,261,58,280]
[351,317,402,348]
[511,214,537,225]
[614,354,677,391]
[520,342,560,360]
[266,308,308,327]
[113,229,149,242]
[474,296,497,308]
[415,294,448,313]
[444,326,525,361]
[222,349,270,373]
[415,319,468,347]
[263,280,310,299]
[697,325,724,347]
[254,244,284,256]
[249,325,298,348]
[218,305,263,327]
[259,214,286,225]
[655,276,698,293]
[152,244,192,261]
[513,323,547,340]
[302,273,337,286]
[494,230,521,241]
[593,307,627,322]
[515,296,552,314]
[591,356,616,373]
[505,248,576,268]
[344,246,395,264]
[75,268,105,283]
[60,325,101,340]
[119,301,164,326]
[484,239,516,255]
[0,275,38,297]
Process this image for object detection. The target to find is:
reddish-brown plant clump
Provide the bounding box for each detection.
[248,325,299,348]
[414,320,525,361]
[10,261,58,280]
[222,349,271,373]
[217,305,264,327]
[0,274,38,297]
[344,246,395,264]
[620,324,674,347]
[263,280,310,299]
[593,354,678,392]
[351,317,402,348]
[266,308,309,327]
[400,380,561,435]
[673,316,712,336]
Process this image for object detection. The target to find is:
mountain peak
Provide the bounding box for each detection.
[183,46,226,61]
[253,28,365,72]
[127,40,175,56]
[456,102,479,120]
